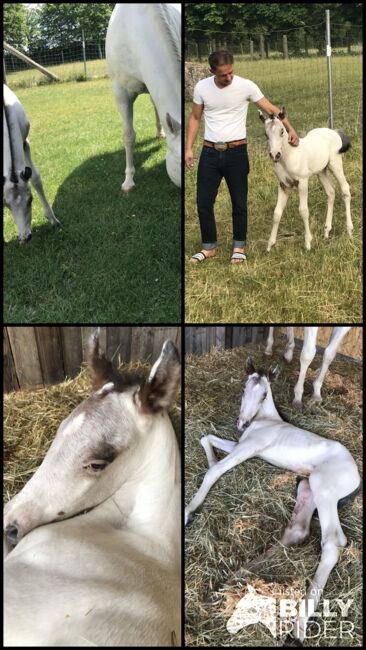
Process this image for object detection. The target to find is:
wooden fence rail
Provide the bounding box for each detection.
[4,326,181,392]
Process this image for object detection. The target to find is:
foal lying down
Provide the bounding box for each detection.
[4,334,181,647]
[185,357,360,642]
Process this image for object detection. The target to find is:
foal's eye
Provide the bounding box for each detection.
[280,129,284,136]
[83,461,109,474]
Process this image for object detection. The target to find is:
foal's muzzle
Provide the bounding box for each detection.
[4,522,22,545]
[270,152,281,162]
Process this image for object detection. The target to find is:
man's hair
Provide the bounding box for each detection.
[208,50,234,71]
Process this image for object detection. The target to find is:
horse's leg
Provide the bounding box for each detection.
[200,435,236,468]
[267,184,291,252]
[150,97,165,139]
[23,140,61,227]
[284,326,295,362]
[294,458,359,642]
[264,326,274,356]
[112,82,138,192]
[312,326,351,401]
[317,168,335,238]
[298,178,312,250]
[293,327,318,407]
[328,157,353,235]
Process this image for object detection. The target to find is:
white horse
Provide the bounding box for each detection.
[106,4,181,192]
[259,107,353,251]
[4,333,181,647]
[3,84,60,243]
[265,326,352,406]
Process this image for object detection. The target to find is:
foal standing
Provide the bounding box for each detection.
[259,107,352,251]
[185,357,360,642]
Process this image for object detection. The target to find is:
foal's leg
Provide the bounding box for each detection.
[267,185,291,252]
[298,178,312,250]
[317,168,335,238]
[200,434,236,468]
[293,327,318,407]
[312,326,351,401]
[23,140,61,227]
[241,478,316,572]
[328,157,353,235]
[185,441,258,525]
[293,457,360,642]
[112,82,138,192]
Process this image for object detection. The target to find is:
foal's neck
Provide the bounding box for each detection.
[257,387,283,421]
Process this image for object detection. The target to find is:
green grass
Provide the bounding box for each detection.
[4,80,181,323]
[185,56,362,323]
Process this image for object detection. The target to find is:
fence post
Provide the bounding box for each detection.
[325,10,334,128]
[82,29,87,77]
[283,35,288,59]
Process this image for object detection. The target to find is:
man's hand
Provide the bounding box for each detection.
[185,149,195,169]
[288,129,299,146]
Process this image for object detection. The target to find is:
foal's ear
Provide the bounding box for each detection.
[258,110,266,123]
[268,365,280,383]
[138,340,181,413]
[88,329,114,390]
[245,356,256,376]
[278,106,286,120]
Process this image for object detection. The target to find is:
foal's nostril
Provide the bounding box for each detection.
[5,523,20,544]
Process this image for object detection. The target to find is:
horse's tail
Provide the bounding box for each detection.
[336,129,352,154]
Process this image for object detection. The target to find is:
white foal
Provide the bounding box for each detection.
[4,333,181,647]
[185,356,360,642]
[265,326,352,406]
[259,107,353,251]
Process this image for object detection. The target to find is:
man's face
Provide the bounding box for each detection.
[213,64,234,87]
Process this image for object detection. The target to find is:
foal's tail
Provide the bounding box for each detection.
[336,129,352,154]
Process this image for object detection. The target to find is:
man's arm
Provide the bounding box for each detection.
[185,102,204,169]
[255,97,299,146]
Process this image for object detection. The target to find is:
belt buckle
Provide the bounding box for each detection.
[214,141,228,151]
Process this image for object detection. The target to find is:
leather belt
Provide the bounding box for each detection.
[203,139,247,151]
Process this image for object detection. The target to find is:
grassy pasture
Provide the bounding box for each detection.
[4,78,181,323]
[185,56,362,323]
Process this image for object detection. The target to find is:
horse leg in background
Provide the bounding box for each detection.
[298,178,313,250]
[327,157,353,236]
[112,82,138,192]
[312,326,351,401]
[293,327,318,407]
[267,184,292,252]
[151,97,165,139]
[264,327,274,356]
[23,140,61,228]
[317,168,335,238]
[284,327,295,362]
[200,434,236,468]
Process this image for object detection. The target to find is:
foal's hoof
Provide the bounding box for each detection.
[185,509,193,526]
[121,183,136,193]
[292,399,303,410]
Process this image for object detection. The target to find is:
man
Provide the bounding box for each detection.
[185,50,299,264]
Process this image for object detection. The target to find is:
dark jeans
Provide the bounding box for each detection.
[196,144,249,248]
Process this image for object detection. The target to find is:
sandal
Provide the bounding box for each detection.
[231,252,247,263]
[190,251,216,263]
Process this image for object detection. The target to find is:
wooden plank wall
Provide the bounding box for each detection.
[185,326,269,355]
[4,326,181,392]
[277,326,362,360]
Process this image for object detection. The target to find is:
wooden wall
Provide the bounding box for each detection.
[185,326,269,355]
[4,326,181,392]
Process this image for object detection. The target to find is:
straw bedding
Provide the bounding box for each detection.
[4,362,181,504]
[185,343,362,647]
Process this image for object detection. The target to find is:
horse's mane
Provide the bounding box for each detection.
[153,4,181,71]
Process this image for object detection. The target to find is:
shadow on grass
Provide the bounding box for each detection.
[4,139,181,324]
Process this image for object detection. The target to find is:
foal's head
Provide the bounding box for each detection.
[259,106,286,162]
[4,334,180,545]
[237,356,280,432]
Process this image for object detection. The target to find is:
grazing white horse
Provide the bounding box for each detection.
[185,356,360,642]
[4,333,181,647]
[3,84,60,243]
[265,326,352,406]
[259,107,353,251]
[106,4,181,191]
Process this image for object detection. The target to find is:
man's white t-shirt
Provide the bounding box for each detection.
[193,75,264,141]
